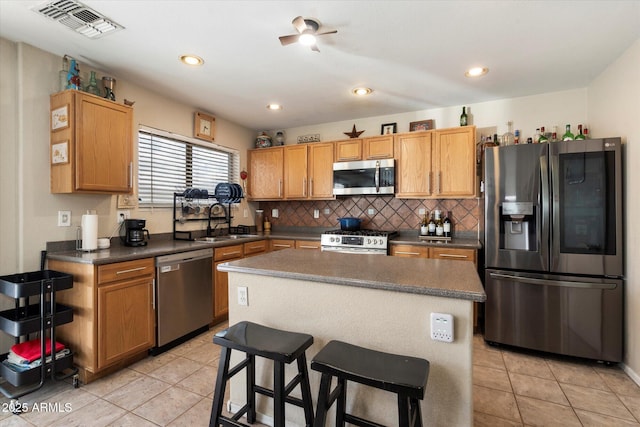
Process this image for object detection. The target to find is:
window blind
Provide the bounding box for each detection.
[138,127,239,207]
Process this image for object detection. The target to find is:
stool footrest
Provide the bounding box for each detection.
[218,415,246,427]
[227,356,250,379]
[344,413,386,427]
[254,385,307,408]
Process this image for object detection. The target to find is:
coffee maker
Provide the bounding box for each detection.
[121,219,150,247]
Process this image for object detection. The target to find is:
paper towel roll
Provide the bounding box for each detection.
[81,213,98,251]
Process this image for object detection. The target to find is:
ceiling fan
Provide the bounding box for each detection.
[278,16,337,52]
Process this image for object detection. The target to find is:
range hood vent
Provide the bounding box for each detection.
[33,0,124,39]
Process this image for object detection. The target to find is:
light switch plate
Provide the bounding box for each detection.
[57,210,71,227]
[430,312,454,342]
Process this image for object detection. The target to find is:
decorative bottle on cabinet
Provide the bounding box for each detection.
[84,71,101,96]
[575,124,586,140]
[562,124,575,141]
[460,107,468,126]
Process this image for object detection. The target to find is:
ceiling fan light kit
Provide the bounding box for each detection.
[279,16,338,52]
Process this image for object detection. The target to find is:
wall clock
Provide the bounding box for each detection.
[194,112,215,142]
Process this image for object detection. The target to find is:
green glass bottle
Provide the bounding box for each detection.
[460,106,468,126]
[561,124,574,141]
[574,124,586,140]
[84,71,101,96]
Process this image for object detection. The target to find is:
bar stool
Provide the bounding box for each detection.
[311,340,430,427]
[209,321,315,427]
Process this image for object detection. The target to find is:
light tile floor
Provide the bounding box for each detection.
[0,326,638,426]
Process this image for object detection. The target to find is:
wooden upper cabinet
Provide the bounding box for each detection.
[282,143,334,200]
[395,132,433,197]
[433,126,476,198]
[284,145,308,198]
[307,142,334,199]
[336,136,394,162]
[247,146,284,200]
[363,135,394,160]
[335,139,362,161]
[50,91,133,194]
[394,126,476,199]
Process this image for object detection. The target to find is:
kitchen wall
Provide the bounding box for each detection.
[587,39,640,383]
[0,39,256,274]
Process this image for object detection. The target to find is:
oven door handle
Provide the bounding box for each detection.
[489,272,617,289]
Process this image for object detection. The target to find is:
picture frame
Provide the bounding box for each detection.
[51,141,69,165]
[51,105,69,131]
[194,111,215,142]
[409,119,435,132]
[381,123,397,135]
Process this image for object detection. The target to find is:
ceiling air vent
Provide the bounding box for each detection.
[33,0,124,39]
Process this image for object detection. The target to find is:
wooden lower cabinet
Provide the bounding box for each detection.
[429,247,476,266]
[389,244,429,258]
[295,240,321,250]
[243,240,268,257]
[97,276,155,369]
[49,257,155,384]
[271,239,295,251]
[213,244,243,323]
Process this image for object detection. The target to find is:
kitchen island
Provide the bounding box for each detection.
[218,249,485,427]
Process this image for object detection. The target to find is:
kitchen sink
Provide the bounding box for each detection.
[193,234,260,243]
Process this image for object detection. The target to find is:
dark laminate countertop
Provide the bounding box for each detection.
[218,248,486,302]
[46,229,481,265]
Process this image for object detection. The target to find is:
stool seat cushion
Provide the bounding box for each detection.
[311,340,430,399]
[213,321,313,363]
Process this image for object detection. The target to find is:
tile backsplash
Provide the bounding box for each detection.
[260,196,481,235]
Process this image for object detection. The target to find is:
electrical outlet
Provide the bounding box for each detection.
[324,208,330,215]
[367,208,375,215]
[419,208,426,215]
[57,211,71,227]
[243,209,248,218]
[116,209,130,223]
[430,312,454,342]
[271,209,279,218]
[313,209,320,219]
[237,287,248,306]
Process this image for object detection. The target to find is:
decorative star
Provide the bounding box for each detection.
[344,124,365,139]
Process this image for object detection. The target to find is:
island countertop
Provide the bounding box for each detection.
[218,248,485,302]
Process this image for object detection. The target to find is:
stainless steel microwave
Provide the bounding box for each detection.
[332,159,395,196]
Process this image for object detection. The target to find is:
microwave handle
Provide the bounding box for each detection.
[375,160,380,192]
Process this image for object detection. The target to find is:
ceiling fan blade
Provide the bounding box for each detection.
[292,16,307,33]
[316,29,338,36]
[310,44,320,53]
[279,34,300,46]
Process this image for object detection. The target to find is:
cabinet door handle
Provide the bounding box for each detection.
[152,278,156,310]
[278,180,282,197]
[116,266,147,274]
[273,244,292,248]
[437,253,469,259]
[427,172,431,194]
[437,171,441,194]
[309,179,313,197]
[129,162,133,189]
[303,178,307,197]
[222,251,242,257]
[298,245,318,249]
[394,251,421,256]
[247,245,263,251]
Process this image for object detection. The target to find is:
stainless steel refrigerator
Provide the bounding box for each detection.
[484,138,623,362]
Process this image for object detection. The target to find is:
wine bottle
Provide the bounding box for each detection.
[514,130,520,145]
[420,213,429,236]
[443,211,452,238]
[562,124,574,141]
[584,128,589,139]
[428,212,436,236]
[551,125,558,142]
[574,124,586,140]
[435,210,444,237]
[539,126,549,143]
[534,128,541,143]
[460,107,468,126]
[502,121,515,146]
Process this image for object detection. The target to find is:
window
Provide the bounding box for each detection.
[138,127,239,207]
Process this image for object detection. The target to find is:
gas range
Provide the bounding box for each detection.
[320,229,398,255]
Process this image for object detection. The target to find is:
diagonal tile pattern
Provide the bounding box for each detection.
[1,325,638,426]
[259,196,481,233]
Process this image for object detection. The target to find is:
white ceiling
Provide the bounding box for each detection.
[1,1,639,131]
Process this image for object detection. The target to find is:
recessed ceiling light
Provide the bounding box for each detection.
[465,67,489,77]
[266,104,282,110]
[180,55,204,66]
[352,87,373,96]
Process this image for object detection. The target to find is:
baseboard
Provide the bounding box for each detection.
[621,363,640,387]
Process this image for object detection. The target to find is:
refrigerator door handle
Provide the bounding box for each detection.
[489,272,617,290]
[539,152,550,271]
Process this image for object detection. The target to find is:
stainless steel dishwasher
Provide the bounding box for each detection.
[154,248,213,353]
